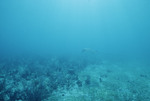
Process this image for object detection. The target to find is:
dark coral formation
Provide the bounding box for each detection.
[0,55,98,101]
[0,55,150,101]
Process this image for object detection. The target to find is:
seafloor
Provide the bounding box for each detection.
[0,55,150,101]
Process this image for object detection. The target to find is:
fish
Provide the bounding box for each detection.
[81,48,98,54]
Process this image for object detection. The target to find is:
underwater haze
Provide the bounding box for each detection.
[0,0,150,101]
[0,0,150,58]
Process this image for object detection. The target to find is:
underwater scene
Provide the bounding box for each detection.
[0,0,150,101]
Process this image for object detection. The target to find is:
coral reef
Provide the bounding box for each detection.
[0,55,150,101]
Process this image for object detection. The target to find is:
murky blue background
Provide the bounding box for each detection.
[0,0,150,60]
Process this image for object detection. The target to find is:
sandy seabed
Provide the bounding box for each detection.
[0,56,150,101]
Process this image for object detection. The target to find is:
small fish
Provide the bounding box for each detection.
[81,48,98,54]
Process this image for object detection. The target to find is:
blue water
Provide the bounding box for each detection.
[0,0,150,57]
[0,0,150,101]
